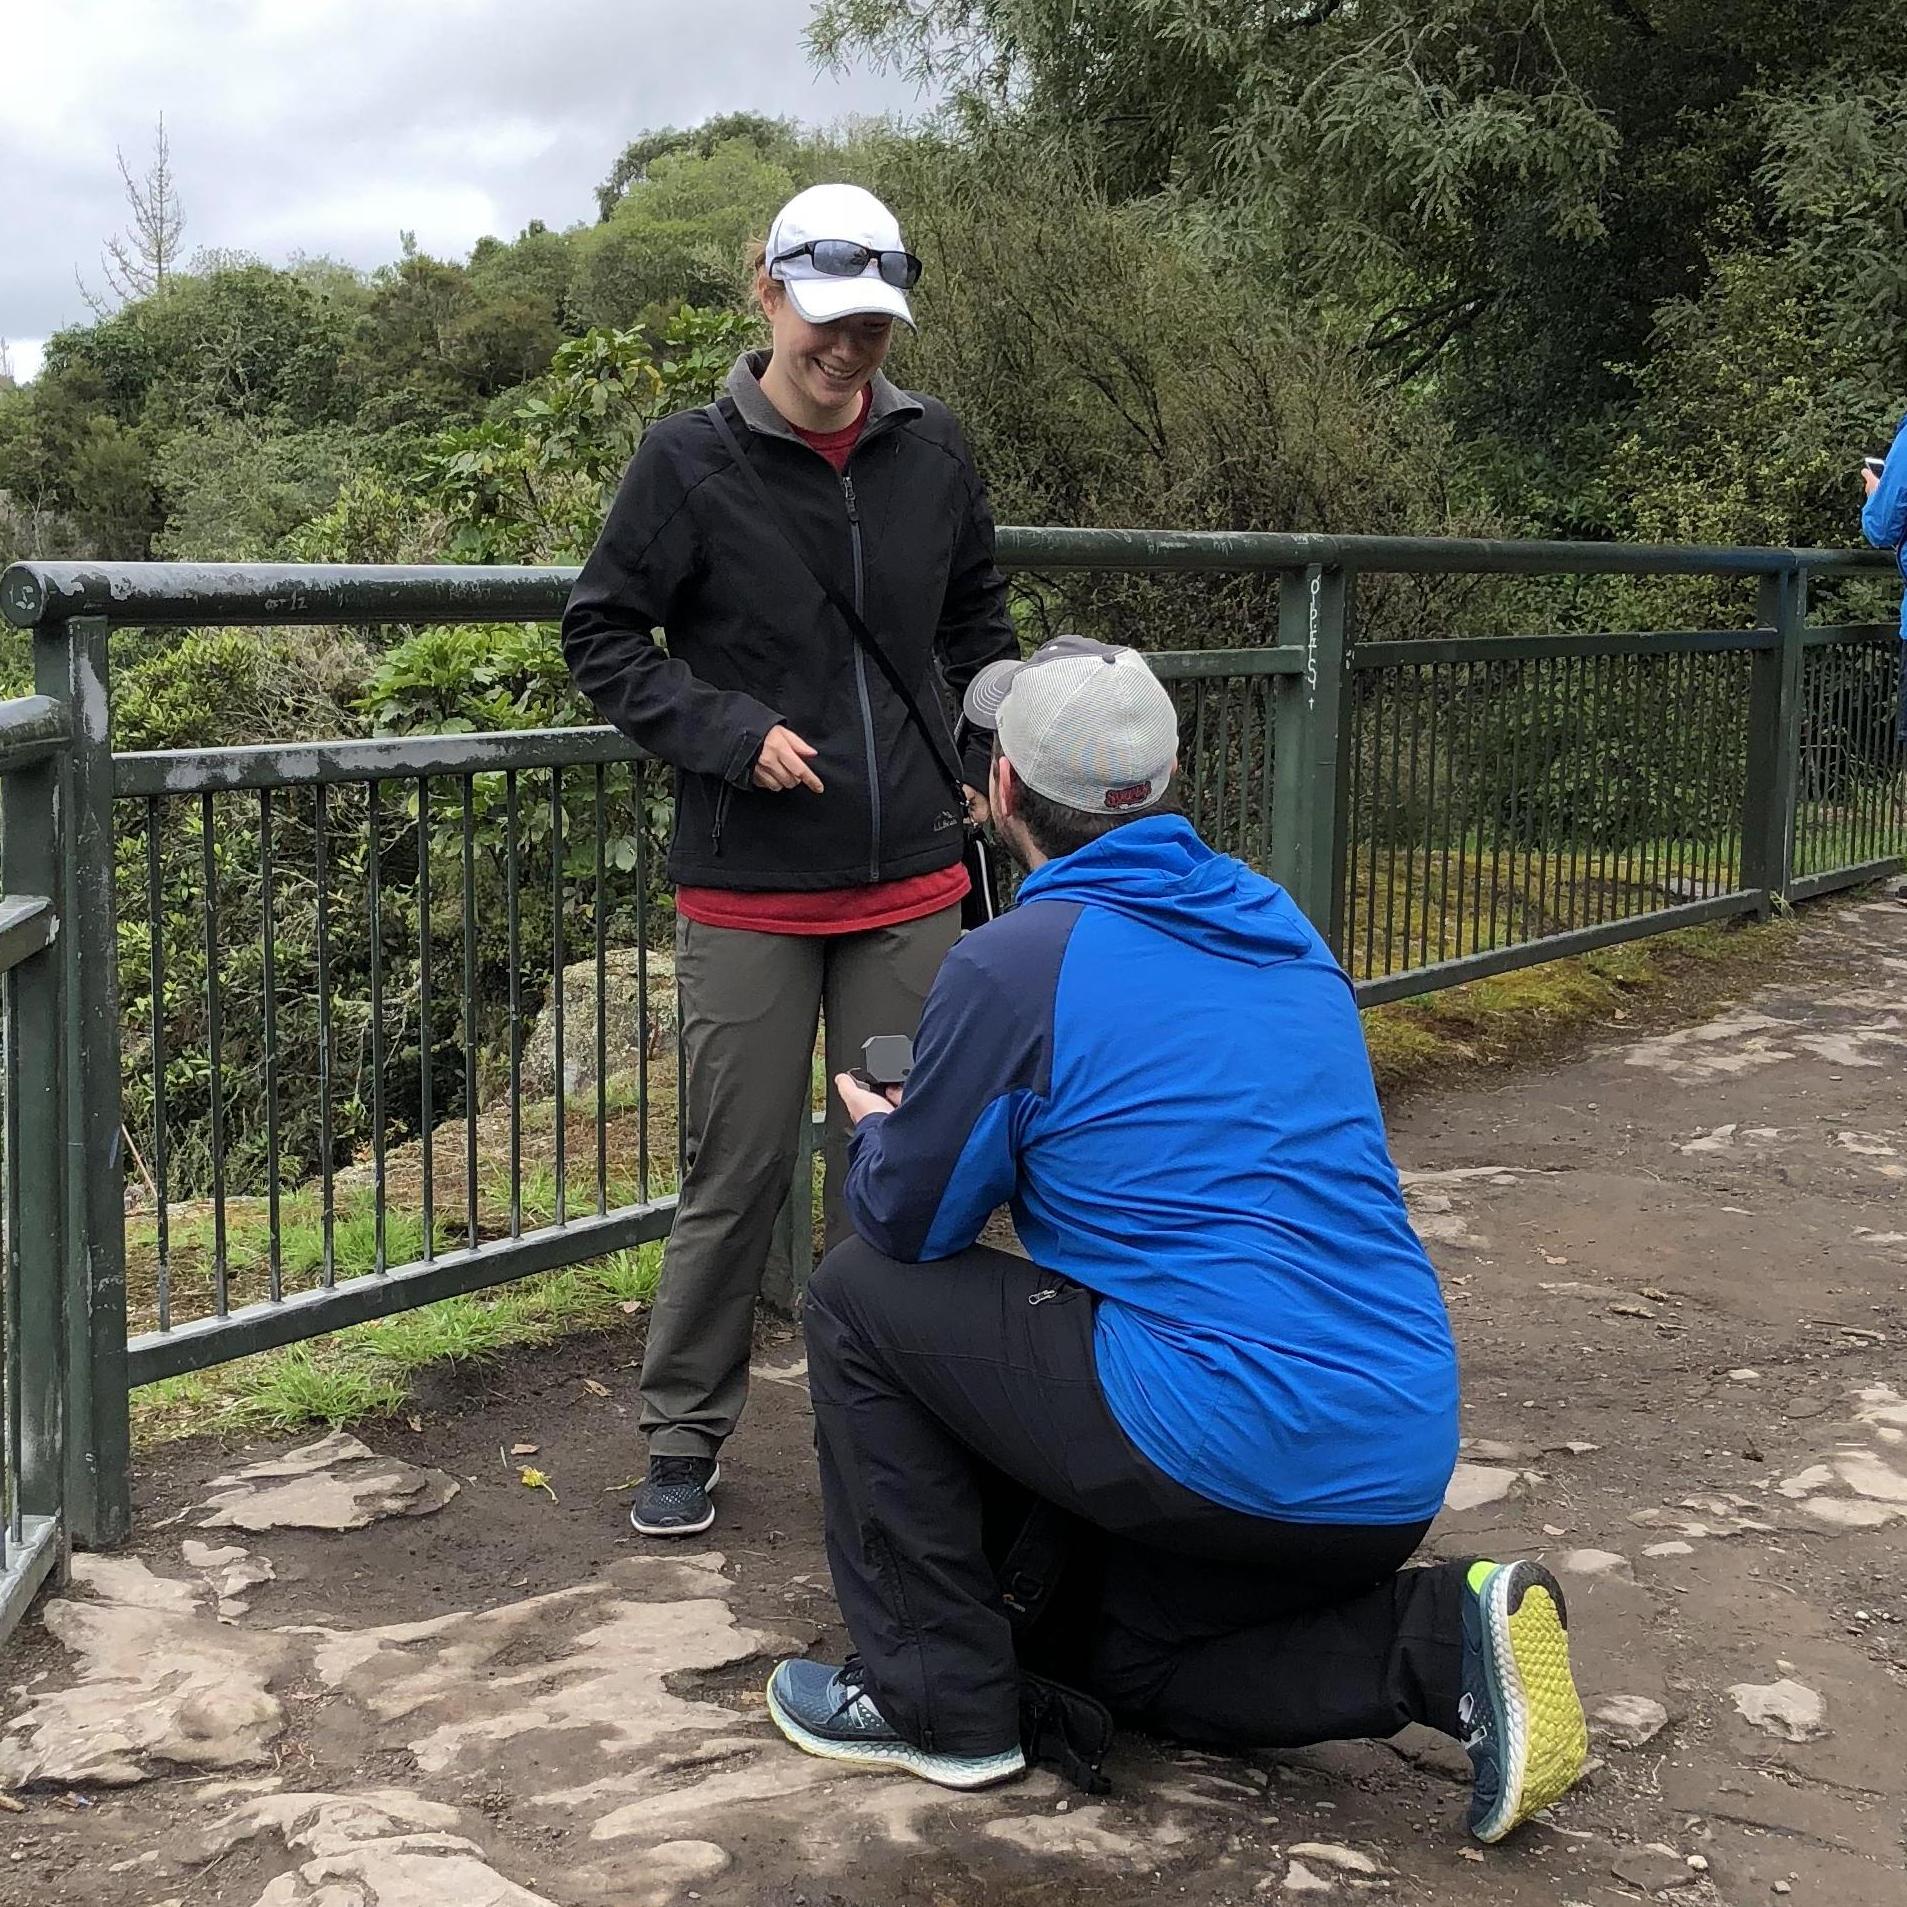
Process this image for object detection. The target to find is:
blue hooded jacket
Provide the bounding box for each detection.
[1861,411,1907,636]
[843,815,1460,1526]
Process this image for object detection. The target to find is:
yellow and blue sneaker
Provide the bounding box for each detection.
[1459,1559,1589,1842]
[766,1657,1026,1791]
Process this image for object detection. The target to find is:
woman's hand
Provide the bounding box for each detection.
[963,783,990,827]
[754,725,825,793]
[1866,466,1884,500]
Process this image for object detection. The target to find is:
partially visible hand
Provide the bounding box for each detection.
[835,1071,901,1125]
[963,783,990,827]
[1865,467,1883,500]
[754,725,824,793]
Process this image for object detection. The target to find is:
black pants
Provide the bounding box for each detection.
[804,1236,1467,1758]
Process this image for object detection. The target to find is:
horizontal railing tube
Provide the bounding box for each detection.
[1352,630,1776,668]
[0,696,74,774]
[2,562,576,630]
[997,532,1890,578]
[116,726,649,797]
[6,538,1897,630]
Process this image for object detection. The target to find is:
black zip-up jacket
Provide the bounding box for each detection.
[562,352,1018,890]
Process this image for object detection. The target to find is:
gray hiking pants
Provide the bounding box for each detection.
[638,905,962,1458]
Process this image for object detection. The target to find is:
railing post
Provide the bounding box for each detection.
[1270,564,1353,947]
[34,614,130,1548]
[1743,568,1807,916]
[1,725,69,1568]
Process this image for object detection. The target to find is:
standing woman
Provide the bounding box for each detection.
[564,184,1016,1537]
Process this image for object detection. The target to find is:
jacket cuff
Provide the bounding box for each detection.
[721,697,783,786]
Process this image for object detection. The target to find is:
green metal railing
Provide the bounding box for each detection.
[0,685,74,1636]
[0,531,1900,1622]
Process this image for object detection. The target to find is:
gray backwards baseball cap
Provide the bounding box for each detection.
[962,635,1179,815]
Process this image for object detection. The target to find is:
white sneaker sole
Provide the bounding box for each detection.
[629,1463,720,1537]
[764,1673,1026,1791]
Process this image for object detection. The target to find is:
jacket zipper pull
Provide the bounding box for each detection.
[710,784,731,857]
[1028,1286,1061,1307]
[841,473,859,522]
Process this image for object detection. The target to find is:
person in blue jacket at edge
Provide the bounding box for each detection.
[1861,420,1907,754]
[763,634,1590,1843]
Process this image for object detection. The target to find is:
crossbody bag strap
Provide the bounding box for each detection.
[705,403,969,803]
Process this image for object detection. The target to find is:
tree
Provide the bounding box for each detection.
[840,127,1486,647]
[594,112,803,219]
[570,140,796,331]
[83,114,188,313]
[810,0,1906,450]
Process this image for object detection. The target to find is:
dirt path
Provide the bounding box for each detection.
[3,902,1905,1906]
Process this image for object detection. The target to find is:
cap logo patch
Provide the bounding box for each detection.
[1104,780,1153,811]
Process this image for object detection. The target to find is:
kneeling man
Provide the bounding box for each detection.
[767,637,1587,1843]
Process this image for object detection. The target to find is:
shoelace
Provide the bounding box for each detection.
[828,1656,884,1728]
[649,1457,709,1490]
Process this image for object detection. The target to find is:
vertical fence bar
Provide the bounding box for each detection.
[1341,673,1364,968]
[1484,660,1510,948]
[505,771,522,1239]
[594,764,608,1216]
[1617,647,1642,918]
[314,784,335,1288]
[1565,654,1587,931]
[36,614,128,1547]
[461,779,479,1251]
[145,799,169,1331]
[1399,664,1421,966]
[1,733,67,1553]
[200,793,228,1314]
[368,781,387,1275]
[1420,665,1440,966]
[1272,566,1352,947]
[1362,672,1384,979]
[416,778,435,1263]
[260,790,282,1302]
[636,768,652,1204]
[550,768,566,1229]
[1594,654,1615,925]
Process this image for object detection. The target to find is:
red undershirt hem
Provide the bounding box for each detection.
[676,861,970,936]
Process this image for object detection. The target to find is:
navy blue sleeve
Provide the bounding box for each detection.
[844,902,1080,1261]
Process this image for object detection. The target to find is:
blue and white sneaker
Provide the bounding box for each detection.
[1459,1559,1589,1842]
[766,1658,1027,1791]
[629,1456,719,1536]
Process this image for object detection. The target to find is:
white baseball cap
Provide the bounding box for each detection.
[963,636,1180,815]
[766,183,917,328]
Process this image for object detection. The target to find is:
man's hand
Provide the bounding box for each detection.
[754,725,824,793]
[835,1070,901,1125]
[1866,466,1883,500]
[963,783,990,827]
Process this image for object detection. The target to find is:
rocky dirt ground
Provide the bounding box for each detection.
[2,900,1905,1907]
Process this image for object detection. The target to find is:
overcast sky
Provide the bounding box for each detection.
[1,0,932,383]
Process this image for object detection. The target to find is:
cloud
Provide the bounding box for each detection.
[0,0,931,356]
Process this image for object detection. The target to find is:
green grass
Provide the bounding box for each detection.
[238,1347,410,1430]
[131,1239,664,1445]
[1362,913,1801,1092]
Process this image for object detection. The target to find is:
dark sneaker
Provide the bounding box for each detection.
[766,1658,1026,1791]
[629,1455,719,1537]
[1459,1559,1589,1842]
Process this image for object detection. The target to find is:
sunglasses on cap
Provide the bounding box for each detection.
[773,239,924,291]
